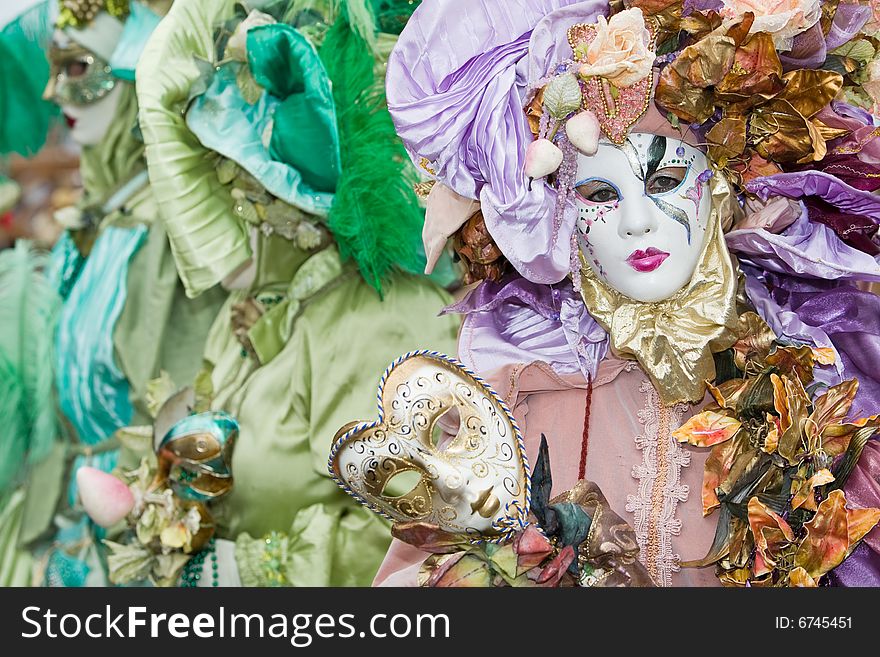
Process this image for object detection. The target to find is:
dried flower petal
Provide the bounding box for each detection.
[748,497,795,577]
[790,469,835,511]
[703,434,742,515]
[673,410,742,447]
[795,489,880,579]
[789,567,818,587]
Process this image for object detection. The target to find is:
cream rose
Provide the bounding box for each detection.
[578,8,654,89]
[720,0,821,51]
[863,58,880,110]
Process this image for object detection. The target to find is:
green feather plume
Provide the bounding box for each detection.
[318,4,425,296]
[0,0,59,156]
[0,241,61,494]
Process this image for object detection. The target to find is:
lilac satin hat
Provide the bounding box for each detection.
[388,0,697,283]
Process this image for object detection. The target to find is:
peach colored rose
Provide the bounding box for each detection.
[578,8,654,89]
[720,0,821,50]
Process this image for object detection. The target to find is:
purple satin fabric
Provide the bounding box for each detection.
[387,0,608,284]
[726,206,880,282]
[682,0,722,15]
[779,4,869,70]
[746,170,880,221]
[445,274,608,382]
[829,542,880,587]
[770,276,880,415]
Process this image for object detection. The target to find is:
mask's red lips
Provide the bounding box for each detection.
[626,247,670,273]
[64,114,76,129]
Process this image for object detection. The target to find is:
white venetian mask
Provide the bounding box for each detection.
[330,352,530,540]
[44,30,123,147]
[574,133,713,302]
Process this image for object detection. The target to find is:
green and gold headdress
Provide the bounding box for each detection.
[57,0,131,29]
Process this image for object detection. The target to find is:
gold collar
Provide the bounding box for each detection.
[577,174,740,405]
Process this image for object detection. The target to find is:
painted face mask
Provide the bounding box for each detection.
[155,411,238,503]
[330,352,530,540]
[574,134,713,303]
[43,33,122,146]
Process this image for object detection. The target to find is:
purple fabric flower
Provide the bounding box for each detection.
[445,273,608,382]
[682,0,722,16]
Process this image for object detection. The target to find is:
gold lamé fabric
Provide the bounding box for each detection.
[578,173,740,405]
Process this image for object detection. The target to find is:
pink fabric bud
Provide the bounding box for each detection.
[77,466,135,528]
[524,138,564,180]
[566,111,600,156]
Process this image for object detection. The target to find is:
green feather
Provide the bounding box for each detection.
[0,242,61,493]
[0,0,59,156]
[318,5,425,296]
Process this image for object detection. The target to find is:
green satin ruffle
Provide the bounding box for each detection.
[235,504,392,587]
[136,0,250,297]
[250,23,340,194]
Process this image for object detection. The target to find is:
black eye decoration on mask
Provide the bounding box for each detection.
[619,135,694,244]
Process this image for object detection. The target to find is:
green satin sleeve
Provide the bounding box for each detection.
[136,0,251,297]
[208,270,459,585]
[234,504,392,587]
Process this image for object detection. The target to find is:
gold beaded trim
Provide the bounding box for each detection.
[57,0,130,29]
[566,18,659,145]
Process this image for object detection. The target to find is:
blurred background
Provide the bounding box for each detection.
[1,0,79,251]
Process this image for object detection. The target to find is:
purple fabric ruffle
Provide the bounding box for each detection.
[746,170,880,221]
[726,206,880,282]
[779,4,869,71]
[445,274,608,382]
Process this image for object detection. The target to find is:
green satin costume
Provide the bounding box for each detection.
[136,0,459,586]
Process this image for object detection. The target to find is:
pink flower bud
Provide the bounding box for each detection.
[566,111,600,156]
[77,466,135,528]
[524,138,563,180]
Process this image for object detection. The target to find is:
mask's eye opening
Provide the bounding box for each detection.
[64,57,91,78]
[646,166,688,195]
[429,407,460,450]
[381,470,423,498]
[575,179,620,204]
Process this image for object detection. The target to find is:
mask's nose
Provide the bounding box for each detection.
[42,76,57,102]
[617,195,659,239]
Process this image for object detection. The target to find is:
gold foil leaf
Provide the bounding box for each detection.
[790,469,835,511]
[795,490,880,579]
[673,410,742,447]
[702,434,742,515]
[732,311,776,369]
[747,497,795,577]
[707,116,747,164]
[716,32,784,109]
[778,69,844,119]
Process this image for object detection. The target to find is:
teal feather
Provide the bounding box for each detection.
[319,5,425,296]
[0,242,61,493]
[0,0,58,156]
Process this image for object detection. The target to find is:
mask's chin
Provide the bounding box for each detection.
[599,256,697,302]
[61,83,123,147]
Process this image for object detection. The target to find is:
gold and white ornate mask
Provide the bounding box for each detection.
[329,352,531,541]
